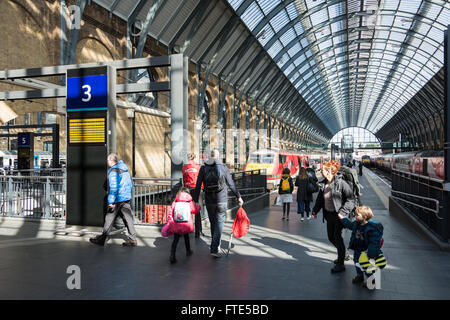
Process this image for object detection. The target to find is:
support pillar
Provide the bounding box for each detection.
[170,54,189,183]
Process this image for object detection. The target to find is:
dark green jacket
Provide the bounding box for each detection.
[341,217,384,258]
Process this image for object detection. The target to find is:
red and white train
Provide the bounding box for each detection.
[373,150,444,180]
[244,149,329,189]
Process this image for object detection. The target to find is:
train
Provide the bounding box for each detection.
[245,149,316,190]
[372,150,444,180]
[361,155,371,165]
[0,150,66,169]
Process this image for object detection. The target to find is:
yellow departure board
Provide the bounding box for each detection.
[68,117,106,144]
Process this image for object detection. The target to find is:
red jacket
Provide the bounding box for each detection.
[161,192,200,237]
[182,160,201,189]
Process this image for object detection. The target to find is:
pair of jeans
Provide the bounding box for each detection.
[205,202,227,254]
[297,200,311,217]
[324,210,345,265]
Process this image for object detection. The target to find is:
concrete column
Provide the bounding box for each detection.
[170,54,188,182]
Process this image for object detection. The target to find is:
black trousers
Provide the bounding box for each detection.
[171,234,191,254]
[325,210,345,265]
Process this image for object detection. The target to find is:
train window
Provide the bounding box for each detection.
[261,154,274,163]
[279,155,286,165]
[249,154,259,163]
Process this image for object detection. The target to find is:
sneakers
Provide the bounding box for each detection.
[352,275,364,284]
[307,216,312,220]
[186,249,193,256]
[89,236,106,246]
[282,216,285,220]
[170,254,177,264]
[301,218,304,221]
[331,264,346,273]
[211,252,222,258]
[122,240,137,247]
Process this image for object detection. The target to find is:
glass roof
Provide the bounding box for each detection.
[227,0,449,135]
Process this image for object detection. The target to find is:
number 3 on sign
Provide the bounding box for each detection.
[81,84,92,102]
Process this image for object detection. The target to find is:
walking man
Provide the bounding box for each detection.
[90,153,137,246]
[193,149,244,258]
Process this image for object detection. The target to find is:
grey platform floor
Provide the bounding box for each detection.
[0,168,450,300]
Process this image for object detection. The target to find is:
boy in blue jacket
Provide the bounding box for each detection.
[338,206,383,286]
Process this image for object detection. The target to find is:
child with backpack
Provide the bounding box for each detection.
[337,206,385,287]
[279,168,294,220]
[161,187,200,264]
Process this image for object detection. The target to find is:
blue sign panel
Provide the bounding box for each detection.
[67,74,108,112]
[18,133,31,147]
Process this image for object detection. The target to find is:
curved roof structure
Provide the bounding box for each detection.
[92,0,449,142]
[227,0,448,135]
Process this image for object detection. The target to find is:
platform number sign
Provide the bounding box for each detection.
[66,67,108,112]
[18,132,31,147]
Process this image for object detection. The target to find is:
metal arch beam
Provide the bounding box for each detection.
[232,50,269,90]
[259,76,290,108]
[134,0,166,59]
[168,0,211,52]
[409,92,439,148]
[156,1,187,42]
[216,35,254,81]
[197,15,241,66]
[245,59,279,97]
[266,82,296,112]
[235,0,254,16]
[64,0,87,65]
[251,66,287,103]
[109,0,121,15]
[270,85,299,115]
[407,100,432,147]
[241,55,276,96]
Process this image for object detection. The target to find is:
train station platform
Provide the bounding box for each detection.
[0,168,449,300]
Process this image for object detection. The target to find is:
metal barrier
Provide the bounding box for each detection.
[391,169,450,242]
[0,169,268,226]
[132,178,181,225]
[0,175,66,219]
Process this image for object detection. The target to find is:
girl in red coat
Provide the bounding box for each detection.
[162,187,200,263]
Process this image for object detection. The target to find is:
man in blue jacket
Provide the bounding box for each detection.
[90,153,137,246]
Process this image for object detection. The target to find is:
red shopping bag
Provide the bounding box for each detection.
[232,207,250,238]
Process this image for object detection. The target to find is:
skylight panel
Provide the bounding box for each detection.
[398,0,421,14]
[257,0,281,15]
[318,39,332,51]
[310,8,329,25]
[305,0,326,11]
[380,15,395,26]
[294,21,305,36]
[424,3,443,20]
[286,2,299,20]
[328,2,345,19]
[241,2,264,31]
[383,0,399,11]
[228,0,245,11]
[280,28,297,46]
[267,40,283,58]
[270,9,289,33]
[288,43,302,57]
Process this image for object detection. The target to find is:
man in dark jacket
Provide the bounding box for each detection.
[90,153,137,247]
[193,149,243,258]
[312,161,356,273]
